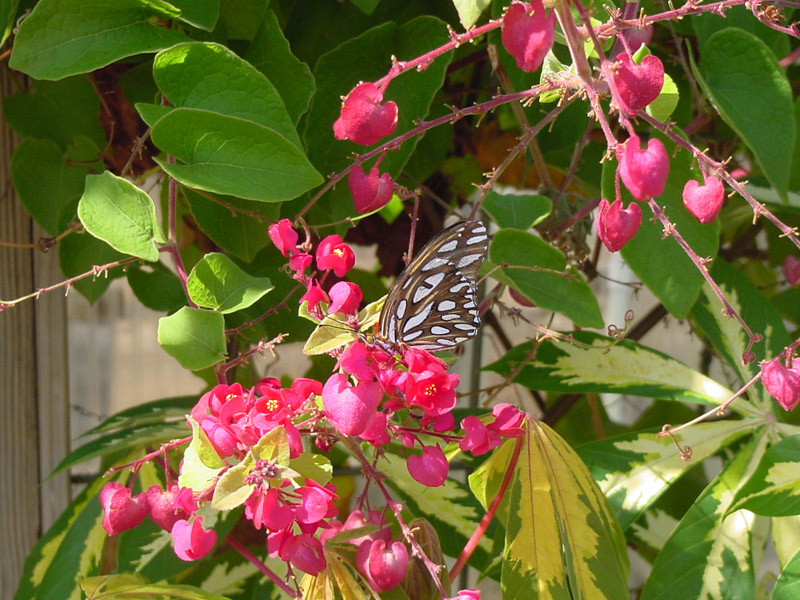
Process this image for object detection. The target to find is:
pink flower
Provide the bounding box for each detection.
[316,235,356,277]
[145,484,192,532]
[360,411,391,446]
[245,488,294,531]
[459,415,500,456]
[291,378,323,401]
[501,1,556,73]
[452,590,482,600]
[328,281,363,315]
[784,256,800,287]
[99,482,149,535]
[683,176,725,224]
[322,373,383,436]
[171,516,217,561]
[612,52,664,116]
[489,403,526,437]
[407,368,459,416]
[407,444,449,487]
[618,135,669,201]
[356,539,409,592]
[762,357,800,411]
[289,534,326,574]
[300,281,329,312]
[289,252,313,277]
[295,481,337,524]
[349,164,395,214]
[333,82,398,146]
[339,342,374,382]
[268,219,299,257]
[595,198,642,253]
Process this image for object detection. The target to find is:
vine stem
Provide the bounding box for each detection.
[341,437,449,599]
[450,434,524,579]
[103,436,192,477]
[646,199,762,360]
[225,536,300,598]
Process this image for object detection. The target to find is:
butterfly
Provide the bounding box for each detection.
[375,220,489,352]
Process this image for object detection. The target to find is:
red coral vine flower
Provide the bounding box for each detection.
[784,256,800,287]
[407,444,449,487]
[595,198,642,252]
[682,176,725,224]
[268,218,299,257]
[407,367,459,416]
[488,403,525,437]
[762,357,800,411]
[356,539,409,592]
[333,82,398,146]
[460,415,500,456]
[328,281,363,315]
[501,0,556,73]
[316,235,356,277]
[322,373,383,436]
[349,164,395,214]
[171,516,217,561]
[146,484,193,532]
[288,252,312,277]
[618,135,669,201]
[99,482,149,535]
[612,52,664,116]
[300,281,328,312]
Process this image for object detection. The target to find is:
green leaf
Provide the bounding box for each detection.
[640,434,769,600]
[578,419,763,529]
[729,434,800,516]
[0,0,17,47]
[11,136,103,235]
[80,575,234,599]
[302,296,384,355]
[483,332,738,406]
[166,0,219,31]
[81,395,197,437]
[692,5,790,59]
[153,42,301,148]
[691,258,791,405]
[54,422,189,475]
[136,102,173,128]
[58,231,127,304]
[127,263,187,313]
[151,108,322,202]
[488,229,603,328]
[698,29,795,200]
[78,171,165,262]
[492,419,629,598]
[608,135,720,318]
[2,77,107,150]
[773,542,800,600]
[157,307,227,370]
[646,71,679,122]
[289,453,333,486]
[183,188,276,263]
[14,475,114,600]
[187,253,273,314]
[9,0,187,80]
[179,418,225,492]
[245,10,316,125]
[483,191,552,230]
[452,0,491,28]
[303,16,451,223]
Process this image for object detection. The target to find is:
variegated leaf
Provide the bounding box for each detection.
[691,258,791,409]
[729,433,800,516]
[772,537,800,599]
[80,574,232,599]
[302,297,383,355]
[773,515,800,568]
[578,418,763,529]
[483,332,741,408]
[179,418,225,493]
[640,433,769,600]
[477,418,629,599]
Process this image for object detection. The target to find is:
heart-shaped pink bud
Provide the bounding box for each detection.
[783,256,800,287]
[348,164,394,214]
[99,482,149,536]
[595,198,642,252]
[146,484,192,532]
[501,0,556,73]
[322,373,382,436]
[333,82,398,146]
[356,539,409,592]
[682,176,724,224]
[613,53,664,116]
[618,135,669,201]
[407,444,449,487]
[762,357,800,411]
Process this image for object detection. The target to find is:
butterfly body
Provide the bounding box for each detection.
[376,220,488,353]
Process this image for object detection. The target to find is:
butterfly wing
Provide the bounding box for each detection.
[379,220,488,350]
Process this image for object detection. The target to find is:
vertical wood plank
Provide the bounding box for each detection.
[0,67,40,599]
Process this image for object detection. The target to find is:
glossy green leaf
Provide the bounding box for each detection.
[183,186,277,264]
[483,332,738,407]
[698,29,795,200]
[578,419,764,529]
[14,475,114,600]
[179,418,225,493]
[153,42,300,148]
[9,0,187,80]
[151,108,322,202]
[482,419,629,598]
[11,136,102,236]
[483,191,552,230]
[81,395,197,436]
[187,253,273,314]
[166,0,219,31]
[691,258,791,407]
[136,102,173,128]
[245,10,315,125]
[488,229,603,328]
[58,230,127,304]
[645,72,679,122]
[289,453,333,486]
[452,0,491,28]
[78,171,165,262]
[729,434,800,516]
[640,434,769,600]
[157,307,227,370]
[54,422,189,475]
[773,540,800,600]
[3,76,106,150]
[127,263,187,313]
[607,136,720,318]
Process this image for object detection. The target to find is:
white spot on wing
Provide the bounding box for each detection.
[436,338,456,346]
[403,302,433,333]
[424,272,445,287]
[438,300,456,311]
[422,258,447,272]
[438,240,458,253]
[395,299,407,319]
[413,285,433,304]
[466,235,487,245]
[403,330,423,342]
[431,326,449,335]
[457,254,484,268]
